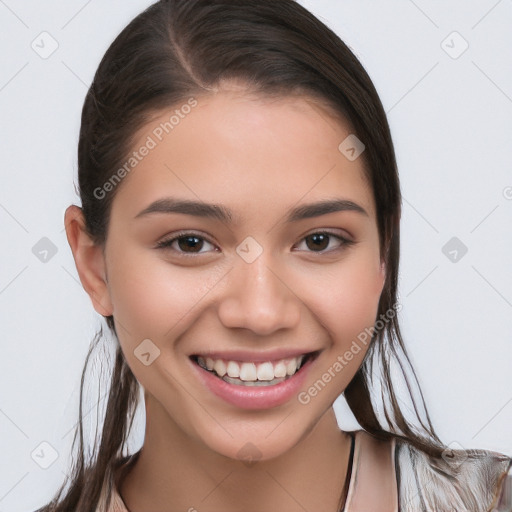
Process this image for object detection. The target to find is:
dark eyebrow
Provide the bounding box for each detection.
[285,199,368,222]
[134,197,368,223]
[134,198,235,223]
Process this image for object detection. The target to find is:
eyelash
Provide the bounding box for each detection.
[155,230,356,256]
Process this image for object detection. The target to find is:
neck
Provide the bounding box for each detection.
[119,397,352,512]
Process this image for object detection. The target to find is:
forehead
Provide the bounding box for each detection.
[110,90,376,224]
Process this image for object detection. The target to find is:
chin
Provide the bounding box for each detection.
[203,429,303,464]
[193,408,324,465]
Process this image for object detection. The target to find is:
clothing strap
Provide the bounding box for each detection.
[344,430,398,512]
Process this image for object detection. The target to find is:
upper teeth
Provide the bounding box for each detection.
[197,355,306,382]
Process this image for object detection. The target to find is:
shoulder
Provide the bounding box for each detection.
[394,435,512,512]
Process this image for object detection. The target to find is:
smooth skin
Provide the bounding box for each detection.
[65,83,386,511]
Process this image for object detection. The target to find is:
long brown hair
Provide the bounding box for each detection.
[38,1,447,510]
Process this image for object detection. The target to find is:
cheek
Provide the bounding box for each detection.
[339,270,382,330]
[105,248,181,340]
[320,252,384,332]
[306,249,384,385]
[297,256,384,406]
[105,247,225,345]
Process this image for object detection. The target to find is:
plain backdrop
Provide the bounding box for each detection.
[0,1,511,510]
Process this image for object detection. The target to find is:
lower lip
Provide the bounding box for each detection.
[190,356,315,410]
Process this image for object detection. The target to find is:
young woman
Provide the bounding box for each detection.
[36,1,511,510]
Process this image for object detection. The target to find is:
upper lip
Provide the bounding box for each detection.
[190,348,321,363]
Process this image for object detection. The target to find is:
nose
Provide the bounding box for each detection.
[217,253,301,336]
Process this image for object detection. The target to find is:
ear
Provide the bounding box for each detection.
[380,259,386,281]
[64,205,113,317]
[377,258,387,293]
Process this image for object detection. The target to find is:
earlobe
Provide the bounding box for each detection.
[64,205,114,317]
[380,260,386,280]
[379,260,387,290]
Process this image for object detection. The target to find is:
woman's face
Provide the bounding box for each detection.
[96,88,385,461]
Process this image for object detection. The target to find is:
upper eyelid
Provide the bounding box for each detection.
[157,230,217,246]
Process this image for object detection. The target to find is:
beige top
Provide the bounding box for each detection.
[98,430,512,512]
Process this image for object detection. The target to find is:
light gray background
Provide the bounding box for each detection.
[1,1,511,510]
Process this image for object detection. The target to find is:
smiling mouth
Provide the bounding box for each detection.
[190,351,320,387]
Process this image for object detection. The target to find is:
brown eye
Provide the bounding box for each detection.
[176,235,204,253]
[305,233,330,251]
[156,232,217,255]
[156,230,354,257]
[295,231,355,253]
